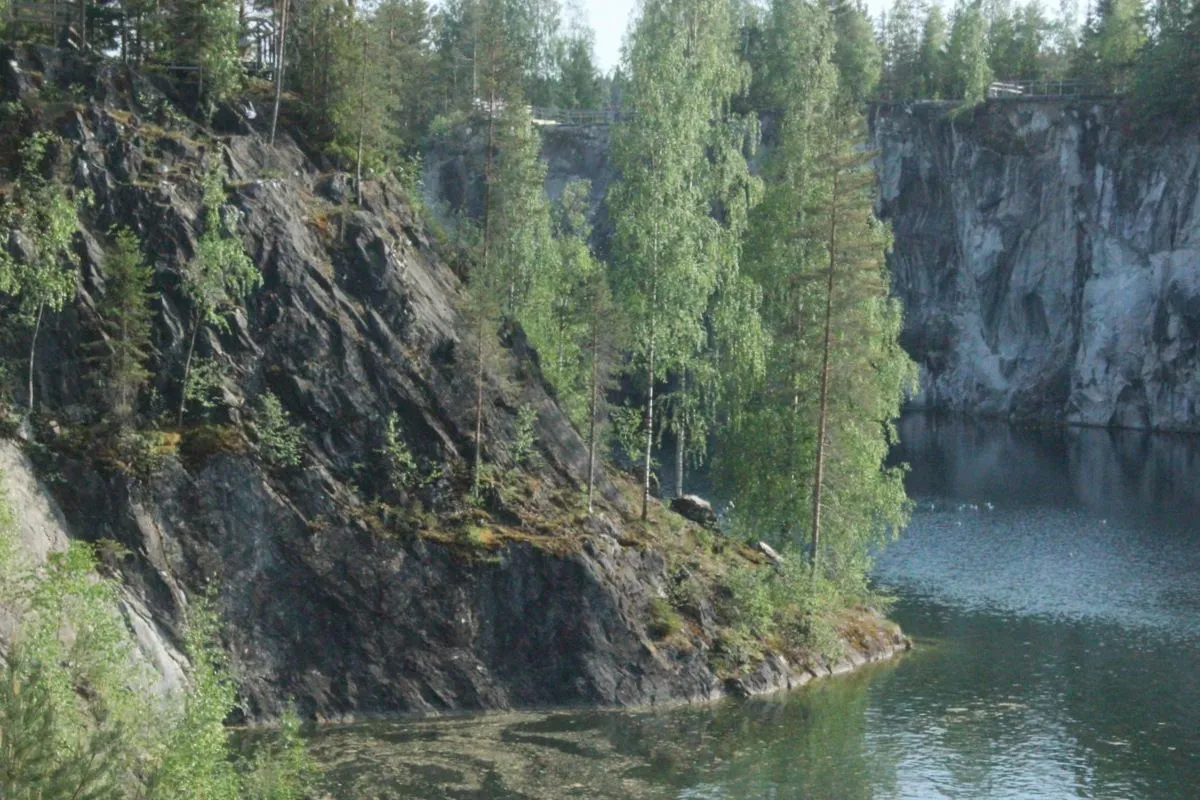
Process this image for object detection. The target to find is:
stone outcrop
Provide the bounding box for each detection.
[422,101,1200,433]
[0,45,904,722]
[669,495,718,528]
[873,101,1200,431]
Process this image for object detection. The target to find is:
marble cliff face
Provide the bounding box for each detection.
[873,101,1200,431]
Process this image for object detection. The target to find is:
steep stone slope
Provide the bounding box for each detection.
[873,101,1200,431]
[0,46,904,722]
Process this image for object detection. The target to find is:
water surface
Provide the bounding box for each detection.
[311,416,1200,799]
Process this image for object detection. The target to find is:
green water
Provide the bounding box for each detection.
[310,417,1200,799]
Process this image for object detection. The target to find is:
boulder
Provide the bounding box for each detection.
[670,494,718,528]
[755,541,783,565]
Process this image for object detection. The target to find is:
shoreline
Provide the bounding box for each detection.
[232,616,912,731]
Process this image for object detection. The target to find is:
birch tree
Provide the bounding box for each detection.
[609,0,750,519]
[0,133,84,411]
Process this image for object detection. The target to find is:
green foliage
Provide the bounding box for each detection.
[252,392,305,469]
[718,0,915,599]
[179,158,258,424]
[183,357,229,415]
[0,132,87,408]
[717,554,844,665]
[831,0,882,102]
[647,596,683,639]
[610,0,757,518]
[0,475,316,799]
[916,4,948,98]
[0,472,319,796]
[1133,3,1200,124]
[183,160,261,333]
[239,709,318,800]
[882,0,923,99]
[508,404,539,467]
[93,228,155,421]
[378,412,419,493]
[946,3,992,103]
[610,404,646,468]
[492,104,556,322]
[170,0,245,111]
[1072,0,1147,92]
[721,563,775,637]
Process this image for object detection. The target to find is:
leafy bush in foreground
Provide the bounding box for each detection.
[0,468,317,799]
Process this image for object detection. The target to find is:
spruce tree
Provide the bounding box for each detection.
[831,0,883,103]
[947,1,993,102]
[917,4,948,97]
[1073,0,1146,91]
[94,228,155,422]
[883,0,922,98]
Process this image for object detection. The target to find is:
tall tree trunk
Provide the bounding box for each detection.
[811,171,840,573]
[355,28,369,207]
[641,325,655,521]
[269,0,288,146]
[586,315,600,514]
[177,314,200,426]
[473,69,498,496]
[674,371,686,497]
[26,303,44,410]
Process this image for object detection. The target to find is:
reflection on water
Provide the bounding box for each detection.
[311,416,1200,799]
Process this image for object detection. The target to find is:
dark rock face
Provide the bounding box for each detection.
[422,119,613,251]
[873,101,1200,431]
[427,100,1200,433]
[0,47,906,722]
[670,495,718,529]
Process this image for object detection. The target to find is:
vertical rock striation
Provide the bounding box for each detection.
[873,101,1200,431]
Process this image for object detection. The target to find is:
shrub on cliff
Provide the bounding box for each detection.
[0,470,317,798]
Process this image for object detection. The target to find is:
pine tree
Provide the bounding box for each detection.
[804,109,914,577]
[720,0,915,587]
[178,159,260,425]
[374,0,437,150]
[0,133,84,411]
[94,229,155,422]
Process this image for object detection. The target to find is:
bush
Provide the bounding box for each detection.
[251,392,305,468]
[721,563,775,637]
[508,404,539,467]
[0,471,317,798]
[648,596,683,639]
[378,412,418,494]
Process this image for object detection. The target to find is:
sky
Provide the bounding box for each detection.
[580,0,637,73]
[579,0,893,74]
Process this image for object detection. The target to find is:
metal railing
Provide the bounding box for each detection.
[986,79,1098,100]
[529,106,624,126]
